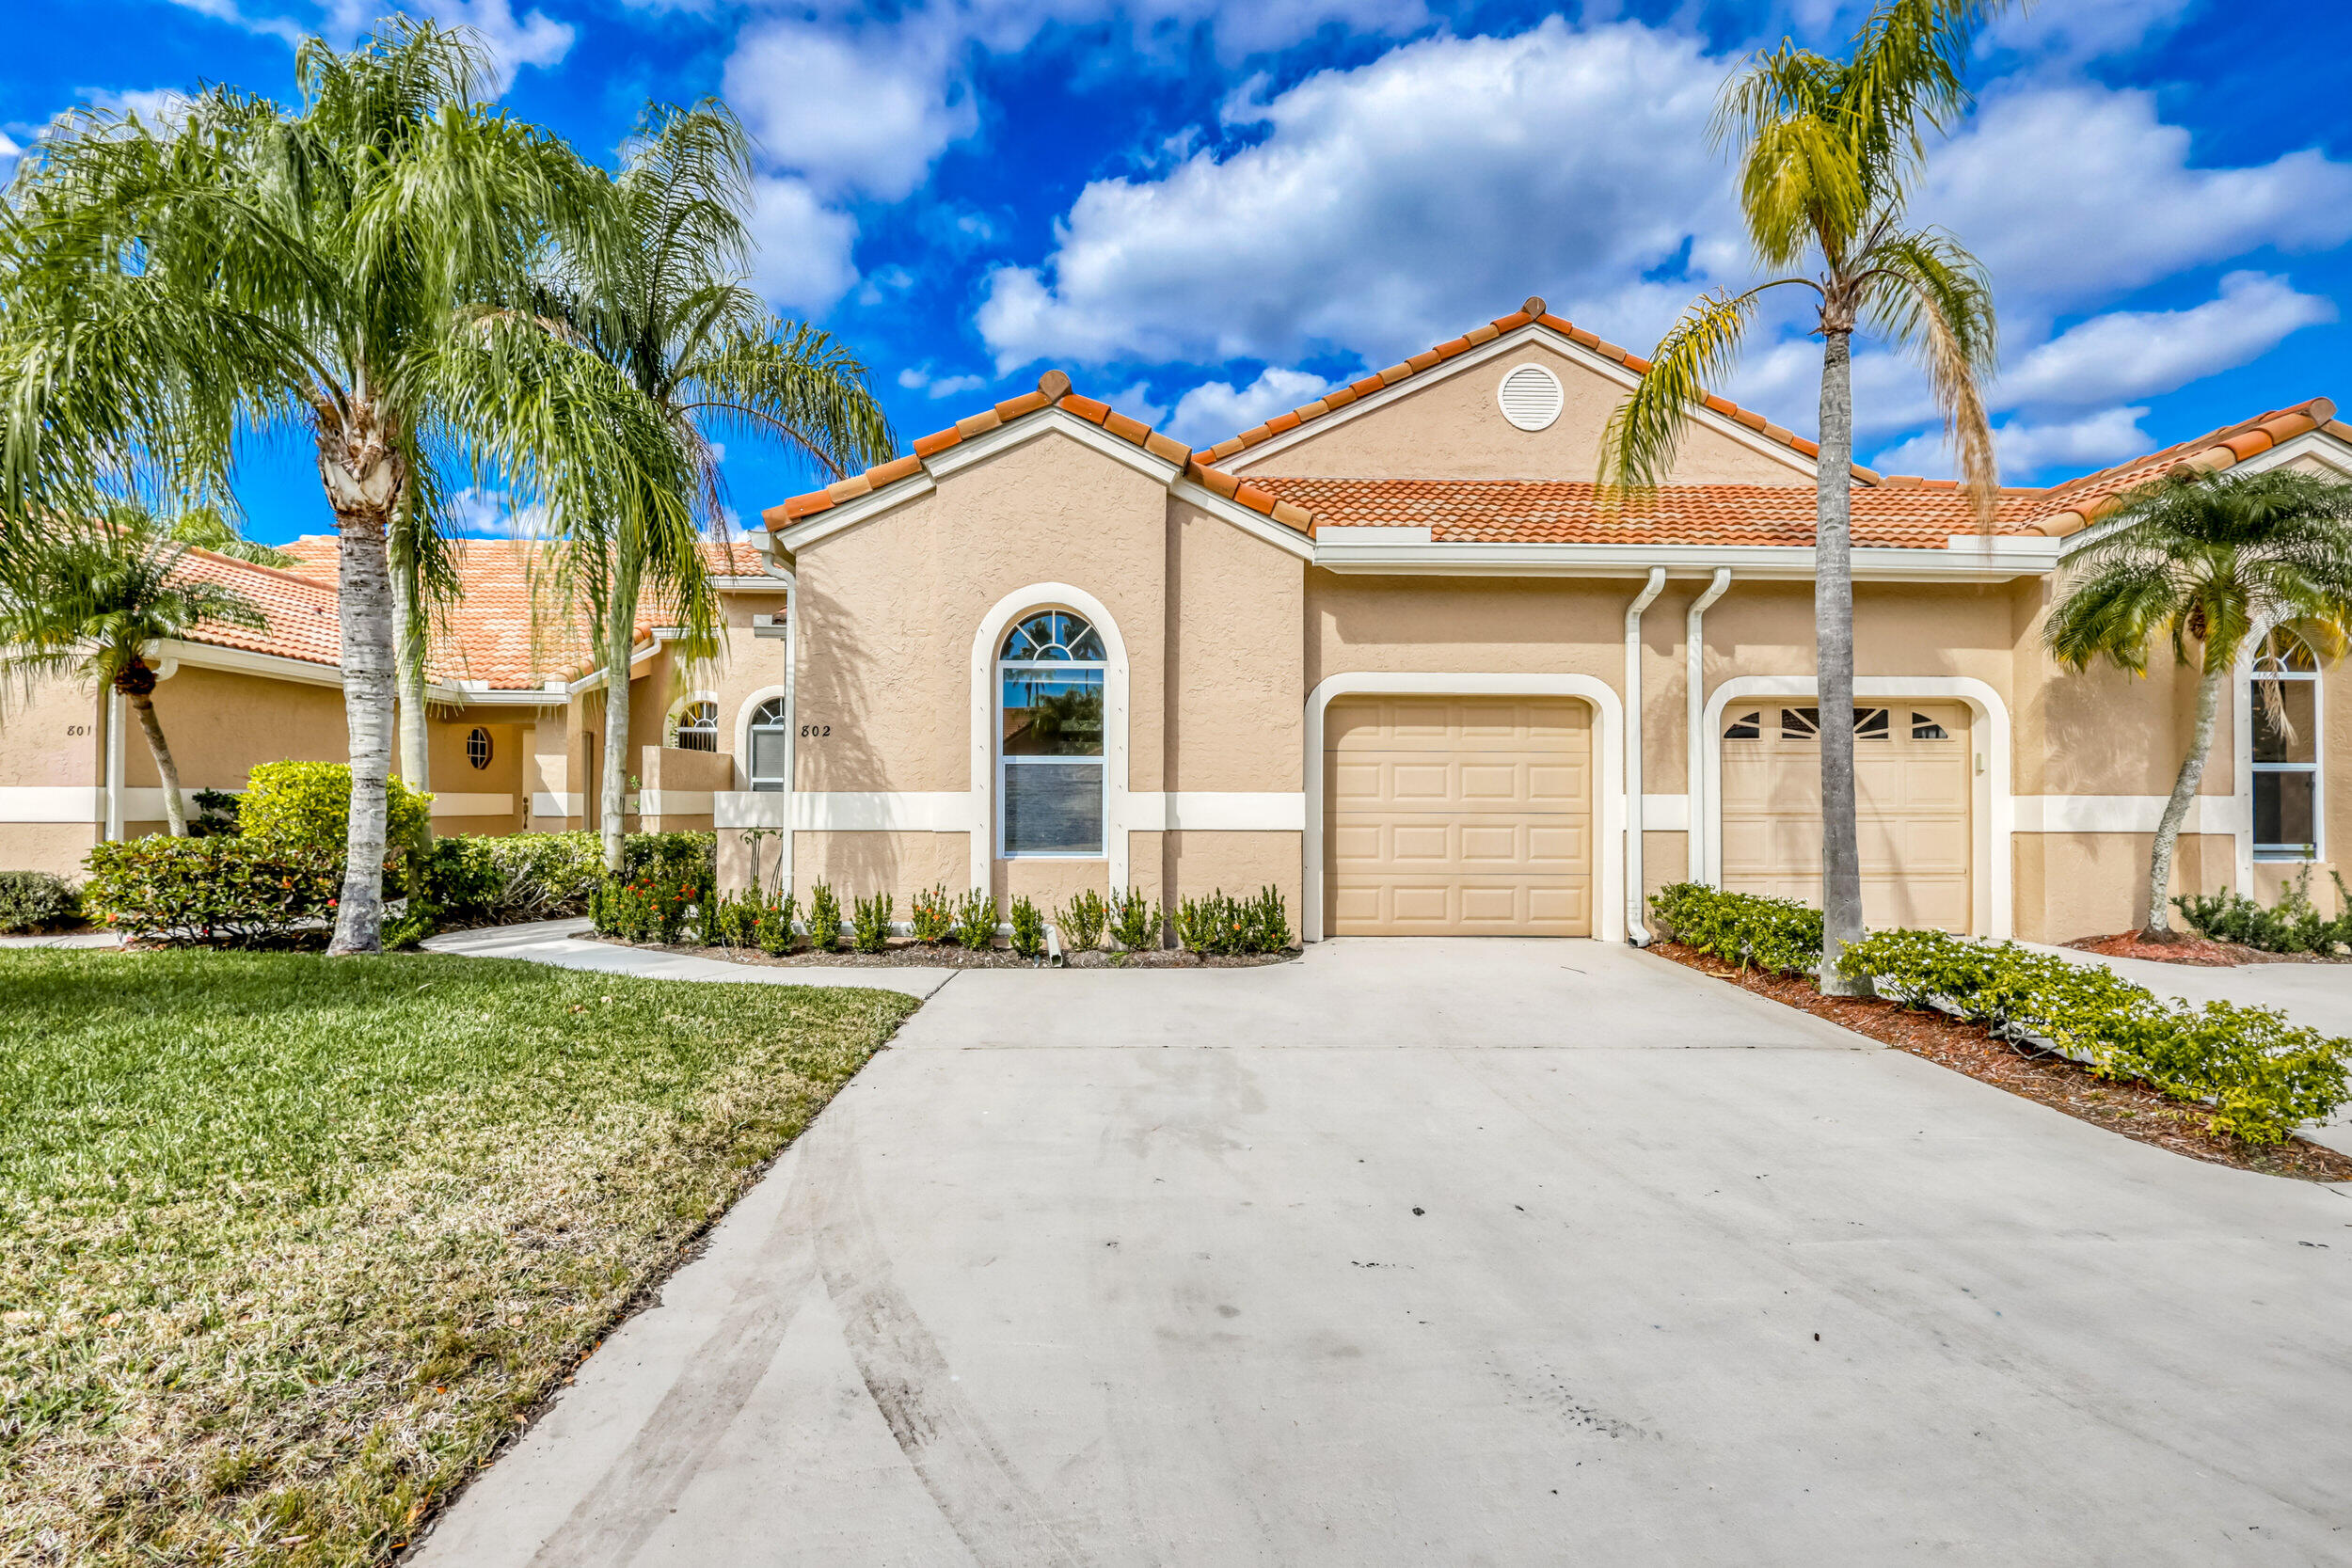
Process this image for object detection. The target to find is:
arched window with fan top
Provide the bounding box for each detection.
[997,609,1106,856]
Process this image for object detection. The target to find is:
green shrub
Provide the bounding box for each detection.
[2175,869,2352,955]
[240,761,432,864]
[1649,882,1825,976]
[806,881,843,953]
[1245,885,1293,952]
[82,838,339,944]
[623,831,715,887]
[910,883,953,943]
[1109,887,1160,952]
[0,871,82,933]
[1176,891,1249,956]
[1840,927,2350,1145]
[591,871,697,945]
[1009,895,1046,958]
[952,888,996,950]
[756,892,799,955]
[706,887,759,948]
[1055,889,1108,952]
[852,891,894,953]
[188,788,241,837]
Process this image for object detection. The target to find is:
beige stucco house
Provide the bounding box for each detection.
[6,298,2347,945]
[746,299,2352,944]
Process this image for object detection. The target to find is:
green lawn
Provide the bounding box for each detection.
[0,949,918,1565]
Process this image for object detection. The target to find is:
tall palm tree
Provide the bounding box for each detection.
[2046,468,2352,939]
[0,524,263,836]
[532,102,893,874]
[1597,0,2009,992]
[0,21,676,952]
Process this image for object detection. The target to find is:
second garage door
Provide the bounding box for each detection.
[1719,700,1973,932]
[1324,694,1592,936]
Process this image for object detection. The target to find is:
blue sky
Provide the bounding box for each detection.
[7,0,2351,544]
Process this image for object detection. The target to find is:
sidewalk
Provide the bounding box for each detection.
[421,918,959,1000]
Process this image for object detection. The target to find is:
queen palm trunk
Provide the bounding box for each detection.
[2144,663,2226,937]
[117,662,188,836]
[321,422,404,957]
[1814,326,1868,994]
[389,530,433,838]
[599,551,644,876]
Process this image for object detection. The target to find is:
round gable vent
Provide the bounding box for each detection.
[1498,363,1565,432]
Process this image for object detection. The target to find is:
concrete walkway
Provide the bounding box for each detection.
[417,937,2352,1567]
[2025,942,2352,1157]
[423,918,958,999]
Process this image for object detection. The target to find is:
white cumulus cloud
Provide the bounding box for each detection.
[1994,272,2336,412]
[723,19,977,202]
[977,20,1737,372]
[1165,368,1333,447]
[743,176,861,315]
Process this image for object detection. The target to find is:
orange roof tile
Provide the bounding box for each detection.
[762,371,1316,538]
[173,548,345,666]
[1194,297,1874,482]
[1252,478,2051,549]
[2025,398,2339,536]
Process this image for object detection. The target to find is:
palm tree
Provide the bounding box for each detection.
[1597,0,2010,992]
[0,524,263,836]
[530,102,893,874]
[2046,468,2352,939]
[0,21,675,952]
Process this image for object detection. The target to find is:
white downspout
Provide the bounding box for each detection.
[1685,568,1733,885]
[103,685,124,842]
[1623,566,1667,944]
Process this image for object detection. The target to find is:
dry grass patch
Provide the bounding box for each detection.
[0,949,917,1566]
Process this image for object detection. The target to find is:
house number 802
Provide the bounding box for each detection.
[800,723,830,737]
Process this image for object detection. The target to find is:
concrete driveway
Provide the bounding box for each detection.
[417,939,2352,1567]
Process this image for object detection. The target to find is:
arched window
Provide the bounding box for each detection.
[2251,627,2321,860]
[748,697,790,792]
[671,700,719,752]
[998,610,1104,856]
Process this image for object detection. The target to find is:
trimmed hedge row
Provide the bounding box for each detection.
[1649,881,2351,1145]
[83,837,342,944]
[0,871,81,934]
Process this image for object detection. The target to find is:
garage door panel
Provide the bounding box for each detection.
[1719,700,1973,935]
[1325,695,1591,936]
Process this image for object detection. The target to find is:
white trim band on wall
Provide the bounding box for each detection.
[1699,675,2012,941]
[0,786,108,824]
[532,792,583,819]
[428,793,515,818]
[1303,671,1629,944]
[2010,795,2249,834]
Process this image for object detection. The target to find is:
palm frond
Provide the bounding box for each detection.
[1597,284,1793,499]
[1860,225,1998,525]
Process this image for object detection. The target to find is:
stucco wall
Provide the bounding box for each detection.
[1166,499,1304,793]
[0,823,97,879]
[2015,831,2235,943]
[1228,339,1811,485]
[0,673,103,790]
[124,665,348,791]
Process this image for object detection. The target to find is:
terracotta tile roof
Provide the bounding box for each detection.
[2025,398,2342,536]
[761,372,1319,538]
[1195,296,1882,483]
[173,548,345,666]
[1255,478,2051,549]
[245,536,774,689]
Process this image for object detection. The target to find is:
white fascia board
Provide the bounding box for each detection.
[1317,525,1432,544]
[773,473,938,552]
[1168,479,1317,560]
[1311,541,2058,581]
[1222,324,1819,482]
[428,686,569,707]
[157,639,343,689]
[711,576,793,593]
[2228,427,2352,481]
[925,406,1185,487]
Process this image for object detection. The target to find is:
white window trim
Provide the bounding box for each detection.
[1302,672,1627,944]
[1698,675,2012,940]
[995,618,1109,862]
[2244,629,2323,863]
[969,585,1130,893]
[735,686,791,792]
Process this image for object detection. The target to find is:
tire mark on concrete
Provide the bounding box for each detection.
[525,1144,826,1568]
[814,1132,1090,1568]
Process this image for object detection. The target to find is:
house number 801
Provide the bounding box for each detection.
[800,723,830,737]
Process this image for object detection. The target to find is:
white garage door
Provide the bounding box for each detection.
[1324,694,1592,936]
[1719,701,1973,933]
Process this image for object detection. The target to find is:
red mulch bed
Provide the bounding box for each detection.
[2063,930,2287,966]
[1652,942,2352,1182]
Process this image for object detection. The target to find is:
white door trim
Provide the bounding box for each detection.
[969,584,1130,895]
[1700,675,2011,939]
[1303,672,1626,943]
